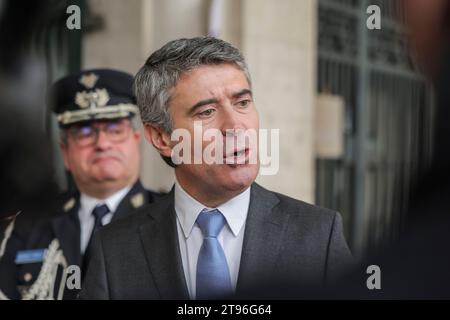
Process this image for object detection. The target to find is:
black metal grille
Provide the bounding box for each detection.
[316,0,435,254]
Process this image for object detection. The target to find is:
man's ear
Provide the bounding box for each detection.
[143,124,172,158]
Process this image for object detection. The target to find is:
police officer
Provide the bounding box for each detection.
[0,69,160,299]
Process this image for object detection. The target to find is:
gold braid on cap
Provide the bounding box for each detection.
[57,104,139,125]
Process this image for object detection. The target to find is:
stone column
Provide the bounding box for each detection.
[239,0,318,202]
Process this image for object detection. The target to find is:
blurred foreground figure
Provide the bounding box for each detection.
[0,110,55,221]
[0,108,57,300]
[325,0,450,299]
[0,0,58,300]
[375,0,450,298]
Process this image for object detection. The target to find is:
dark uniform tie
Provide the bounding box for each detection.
[90,204,110,236]
[82,204,110,273]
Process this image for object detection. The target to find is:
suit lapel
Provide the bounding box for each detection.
[138,191,189,299]
[236,183,287,294]
[50,196,82,267]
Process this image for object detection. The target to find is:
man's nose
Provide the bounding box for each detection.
[220,108,245,136]
[94,129,113,149]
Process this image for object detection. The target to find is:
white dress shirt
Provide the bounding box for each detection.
[78,186,131,254]
[174,179,250,299]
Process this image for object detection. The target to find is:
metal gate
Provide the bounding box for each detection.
[316,0,435,255]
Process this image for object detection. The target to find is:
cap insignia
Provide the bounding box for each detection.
[79,73,99,89]
[75,88,110,109]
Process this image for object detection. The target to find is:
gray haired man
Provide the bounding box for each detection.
[80,37,352,300]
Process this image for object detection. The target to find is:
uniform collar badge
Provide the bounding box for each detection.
[63,197,76,212]
[131,193,144,208]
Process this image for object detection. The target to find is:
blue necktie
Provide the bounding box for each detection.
[196,209,232,299]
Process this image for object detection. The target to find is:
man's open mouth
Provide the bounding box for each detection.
[223,148,250,164]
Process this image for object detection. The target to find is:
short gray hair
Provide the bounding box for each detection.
[134,37,251,133]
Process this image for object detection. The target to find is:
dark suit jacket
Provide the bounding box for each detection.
[0,180,159,300]
[80,183,353,299]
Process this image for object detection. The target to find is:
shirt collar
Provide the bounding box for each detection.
[174,179,250,239]
[79,185,132,218]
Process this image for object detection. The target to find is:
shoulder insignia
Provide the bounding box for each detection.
[131,193,144,208]
[63,197,76,212]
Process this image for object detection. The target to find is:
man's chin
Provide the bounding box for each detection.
[91,172,124,184]
[226,161,259,175]
[220,165,258,191]
[91,164,124,177]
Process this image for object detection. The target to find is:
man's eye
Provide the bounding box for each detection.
[77,127,94,137]
[198,109,215,117]
[106,123,122,134]
[237,99,251,108]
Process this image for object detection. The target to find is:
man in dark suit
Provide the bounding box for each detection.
[80,37,352,300]
[0,69,159,300]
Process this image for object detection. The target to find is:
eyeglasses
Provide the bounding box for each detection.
[67,119,133,147]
